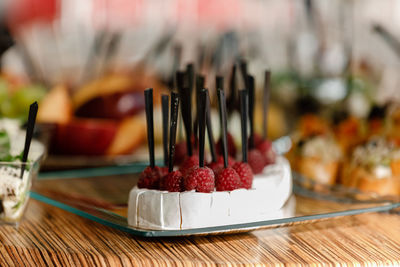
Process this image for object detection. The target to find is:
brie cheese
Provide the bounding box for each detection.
[128,156,293,230]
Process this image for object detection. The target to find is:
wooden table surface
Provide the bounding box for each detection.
[1,198,400,266]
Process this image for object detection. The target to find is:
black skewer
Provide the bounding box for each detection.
[227,64,237,115]
[198,89,207,167]
[216,76,224,91]
[263,70,271,139]
[20,102,38,178]
[177,72,193,156]
[144,88,155,168]
[239,90,249,163]
[217,89,229,168]
[240,60,248,89]
[168,92,180,172]
[247,75,255,149]
[186,63,195,92]
[205,90,217,163]
[194,75,205,139]
[161,94,169,167]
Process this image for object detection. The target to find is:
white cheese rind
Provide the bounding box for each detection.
[128,156,293,230]
[137,190,164,230]
[210,191,230,226]
[180,191,212,229]
[161,192,180,229]
[127,188,146,227]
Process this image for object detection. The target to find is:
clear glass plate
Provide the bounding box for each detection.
[30,165,400,237]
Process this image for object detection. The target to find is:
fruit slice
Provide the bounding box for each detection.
[75,90,145,120]
[72,74,137,109]
[37,85,72,124]
[73,72,166,110]
[51,119,118,155]
[106,114,146,155]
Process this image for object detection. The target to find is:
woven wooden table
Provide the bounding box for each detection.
[1,198,399,266]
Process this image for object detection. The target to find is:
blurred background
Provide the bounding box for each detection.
[1,0,400,168]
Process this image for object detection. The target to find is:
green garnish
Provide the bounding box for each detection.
[12,200,21,210]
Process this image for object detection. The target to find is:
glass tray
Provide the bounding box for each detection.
[30,165,400,237]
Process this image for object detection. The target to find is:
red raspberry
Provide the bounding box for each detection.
[162,170,184,192]
[179,155,199,176]
[174,137,199,165]
[174,141,187,165]
[137,166,162,189]
[158,167,170,189]
[253,133,264,147]
[257,139,271,153]
[207,161,224,176]
[257,140,276,165]
[248,133,263,148]
[159,166,169,178]
[215,166,241,191]
[216,155,236,166]
[248,149,266,174]
[232,162,254,189]
[216,132,237,158]
[184,166,215,193]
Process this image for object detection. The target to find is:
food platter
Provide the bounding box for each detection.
[31,166,400,237]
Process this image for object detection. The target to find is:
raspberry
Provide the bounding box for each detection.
[207,161,224,175]
[184,166,215,193]
[248,149,266,174]
[174,142,187,166]
[174,137,199,165]
[257,140,276,165]
[257,139,272,153]
[232,162,254,189]
[179,155,199,176]
[252,133,264,147]
[216,155,236,166]
[159,166,169,178]
[162,170,184,192]
[137,166,162,189]
[215,166,241,191]
[157,167,170,189]
[216,132,237,158]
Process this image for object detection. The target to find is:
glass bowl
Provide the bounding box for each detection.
[0,140,45,227]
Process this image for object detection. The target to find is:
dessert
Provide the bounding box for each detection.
[128,86,293,230]
[128,156,292,230]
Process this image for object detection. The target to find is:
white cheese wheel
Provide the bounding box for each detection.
[128,156,293,230]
